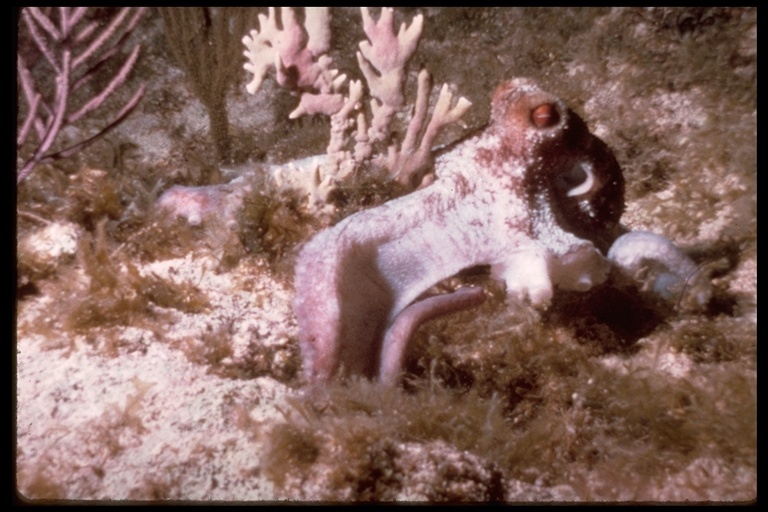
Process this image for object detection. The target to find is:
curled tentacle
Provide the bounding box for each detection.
[379,287,486,386]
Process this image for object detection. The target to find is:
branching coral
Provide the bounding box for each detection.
[243,7,342,117]
[242,7,472,212]
[356,7,424,144]
[382,70,472,188]
[16,7,147,182]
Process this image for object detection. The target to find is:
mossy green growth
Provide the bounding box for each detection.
[263,279,755,501]
[263,422,322,489]
[262,379,511,500]
[66,220,209,334]
[237,191,316,264]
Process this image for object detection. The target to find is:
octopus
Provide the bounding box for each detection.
[290,78,711,385]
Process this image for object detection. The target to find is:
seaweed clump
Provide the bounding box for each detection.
[237,191,317,265]
[236,164,403,268]
[260,277,755,501]
[261,381,509,501]
[65,220,209,339]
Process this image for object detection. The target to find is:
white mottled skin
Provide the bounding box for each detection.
[293,78,711,385]
[294,78,615,384]
[156,185,216,226]
[149,82,707,385]
[156,180,252,228]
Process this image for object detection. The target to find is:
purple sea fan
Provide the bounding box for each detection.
[16,7,147,183]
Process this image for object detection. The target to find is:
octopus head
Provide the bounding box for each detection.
[489,79,625,253]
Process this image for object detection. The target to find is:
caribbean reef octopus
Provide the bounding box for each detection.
[294,78,711,385]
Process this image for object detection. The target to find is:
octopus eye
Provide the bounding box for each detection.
[565,162,595,197]
[531,103,559,128]
[554,161,596,198]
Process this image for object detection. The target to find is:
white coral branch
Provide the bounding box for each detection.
[304,7,331,56]
[289,92,345,119]
[354,112,372,162]
[241,7,470,211]
[242,8,280,95]
[242,7,340,96]
[270,158,337,216]
[357,7,423,109]
[385,70,472,189]
[327,79,364,157]
[421,83,473,149]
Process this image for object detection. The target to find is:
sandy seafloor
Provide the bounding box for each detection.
[15,7,756,503]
